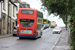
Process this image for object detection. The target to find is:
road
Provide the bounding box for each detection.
[0,28,61,50]
[53,28,70,50]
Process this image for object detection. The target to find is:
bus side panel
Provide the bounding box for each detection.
[36,10,43,36]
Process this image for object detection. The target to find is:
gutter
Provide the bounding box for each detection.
[9,0,17,7]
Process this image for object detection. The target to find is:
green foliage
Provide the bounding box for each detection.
[69,17,75,50]
[43,19,47,22]
[41,0,75,50]
[42,0,68,15]
[16,13,18,17]
[71,31,75,50]
[43,18,51,25]
[67,23,70,26]
[41,0,75,22]
[48,20,51,25]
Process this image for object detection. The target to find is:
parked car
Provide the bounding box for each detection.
[53,27,62,34]
[43,24,49,30]
[13,26,17,36]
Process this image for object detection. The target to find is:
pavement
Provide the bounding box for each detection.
[53,28,70,50]
[0,34,13,38]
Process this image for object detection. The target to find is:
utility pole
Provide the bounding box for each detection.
[66,15,67,30]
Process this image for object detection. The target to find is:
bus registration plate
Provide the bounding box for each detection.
[21,30,32,34]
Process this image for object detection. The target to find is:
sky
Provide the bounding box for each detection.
[21,0,65,27]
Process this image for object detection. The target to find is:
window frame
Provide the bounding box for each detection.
[21,10,34,15]
[3,0,6,11]
[13,6,15,17]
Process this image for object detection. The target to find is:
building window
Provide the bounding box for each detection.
[16,7,18,12]
[8,4,10,15]
[3,16,5,29]
[3,0,5,11]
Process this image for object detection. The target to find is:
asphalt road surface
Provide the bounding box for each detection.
[0,28,61,50]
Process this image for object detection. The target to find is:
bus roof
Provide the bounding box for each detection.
[19,8,37,11]
[19,8,43,13]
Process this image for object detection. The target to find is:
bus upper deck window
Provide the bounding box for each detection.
[21,10,34,14]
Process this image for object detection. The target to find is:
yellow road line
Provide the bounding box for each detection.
[0,36,13,40]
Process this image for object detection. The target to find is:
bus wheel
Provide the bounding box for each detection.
[19,37,23,39]
[39,32,42,38]
[35,33,38,39]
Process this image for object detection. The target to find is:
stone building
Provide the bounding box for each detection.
[8,0,17,34]
[0,0,17,35]
[11,0,30,26]
[0,0,31,35]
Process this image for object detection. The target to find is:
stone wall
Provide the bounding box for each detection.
[1,15,8,35]
[1,15,16,35]
[11,18,16,34]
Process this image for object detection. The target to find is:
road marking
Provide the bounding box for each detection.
[0,36,13,40]
[50,33,62,50]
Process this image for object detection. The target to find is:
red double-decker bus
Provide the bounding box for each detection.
[17,8,43,39]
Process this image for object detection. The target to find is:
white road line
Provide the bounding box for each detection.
[50,33,62,50]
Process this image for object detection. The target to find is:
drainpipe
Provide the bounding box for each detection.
[0,2,2,34]
[8,0,9,34]
[1,1,3,34]
[8,0,11,34]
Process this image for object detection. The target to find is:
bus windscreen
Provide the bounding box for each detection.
[21,10,34,14]
[20,19,34,27]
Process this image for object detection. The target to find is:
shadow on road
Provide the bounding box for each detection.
[17,37,40,40]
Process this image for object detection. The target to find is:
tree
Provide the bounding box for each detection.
[16,13,18,17]
[41,0,75,23]
[43,18,51,25]
[41,0,75,50]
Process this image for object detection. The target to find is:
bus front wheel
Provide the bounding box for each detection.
[19,37,23,39]
[35,33,38,39]
[39,32,42,38]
